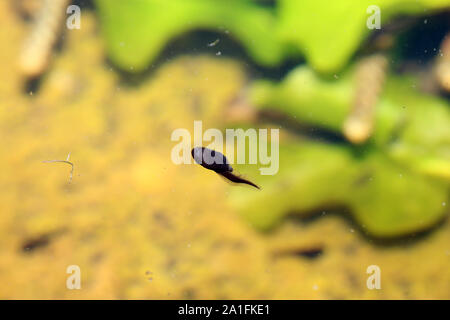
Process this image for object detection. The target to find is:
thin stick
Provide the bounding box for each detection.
[19,0,70,77]
[42,153,74,183]
[343,54,387,143]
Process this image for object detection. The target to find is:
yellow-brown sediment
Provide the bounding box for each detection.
[0,3,449,299]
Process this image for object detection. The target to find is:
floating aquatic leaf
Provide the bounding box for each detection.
[230,65,450,237]
[94,0,284,71]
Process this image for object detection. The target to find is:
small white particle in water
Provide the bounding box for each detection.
[350,229,354,233]
[424,19,427,24]
[187,243,191,248]
[312,284,319,290]
[207,39,220,47]
[120,42,125,47]
[443,202,446,207]
[216,51,222,56]
[399,174,403,178]
[333,74,339,79]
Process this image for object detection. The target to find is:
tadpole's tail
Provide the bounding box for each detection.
[220,171,260,190]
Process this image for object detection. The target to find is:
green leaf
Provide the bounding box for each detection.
[236,65,450,237]
[94,0,285,71]
[277,0,450,72]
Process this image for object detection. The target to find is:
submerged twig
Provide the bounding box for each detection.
[19,0,70,77]
[42,153,74,183]
[343,54,388,144]
[435,33,450,92]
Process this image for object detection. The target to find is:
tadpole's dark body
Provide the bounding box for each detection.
[191,147,232,173]
[191,147,260,189]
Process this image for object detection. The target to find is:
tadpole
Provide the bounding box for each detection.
[191,147,260,190]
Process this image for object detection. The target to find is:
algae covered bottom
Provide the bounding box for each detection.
[0,2,448,299]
